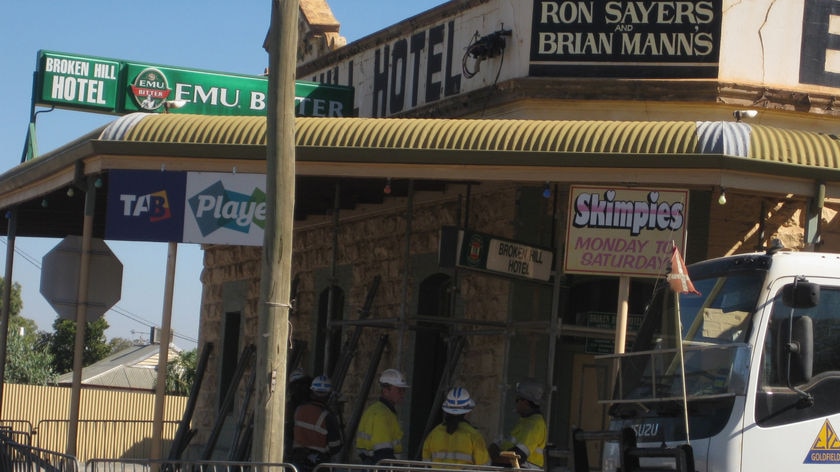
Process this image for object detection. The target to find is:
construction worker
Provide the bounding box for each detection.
[488,378,547,469]
[355,368,410,464]
[290,375,343,472]
[284,368,313,460]
[422,387,490,465]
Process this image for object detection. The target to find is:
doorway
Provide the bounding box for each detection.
[408,273,452,457]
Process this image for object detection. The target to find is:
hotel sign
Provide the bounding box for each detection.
[35,50,354,117]
[452,229,554,282]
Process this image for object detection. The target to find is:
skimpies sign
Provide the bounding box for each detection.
[564,185,689,277]
[34,50,354,117]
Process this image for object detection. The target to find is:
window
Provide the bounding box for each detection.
[757,285,840,426]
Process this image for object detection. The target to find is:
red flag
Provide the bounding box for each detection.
[668,243,700,295]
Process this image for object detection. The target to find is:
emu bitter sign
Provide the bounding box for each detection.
[35,50,354,117]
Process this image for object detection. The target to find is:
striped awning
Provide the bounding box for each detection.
[1,113,838,238]
[99,113,840,171]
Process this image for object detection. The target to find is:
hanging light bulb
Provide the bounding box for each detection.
[94,177,103,188]
[384,178,392,195]
[41,198,48,208]
[718,188,727,205]
[67,187,75,197]
[542,182,552,199]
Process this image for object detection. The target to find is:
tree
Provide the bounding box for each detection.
[164,348,197,396]
[108,337,135,353]
[46,317,112,374]
[5,326,56,385]
[1,277,57,384]
[0,278,23,318]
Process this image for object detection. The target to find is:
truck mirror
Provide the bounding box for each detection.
[776,315,814,386]
[782,281,819,308]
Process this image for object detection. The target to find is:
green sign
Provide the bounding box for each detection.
[38,51,121,112]
[35,50,354,117]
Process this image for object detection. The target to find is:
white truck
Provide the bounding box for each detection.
[575,245,840,471]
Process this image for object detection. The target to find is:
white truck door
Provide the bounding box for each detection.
[741,279,840,469]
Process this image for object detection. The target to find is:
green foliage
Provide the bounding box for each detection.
[0,279,23,318]
[46,317,112,374]
[5,327,56,385]
[108,337,135,353]
[164,348,197,396]
[2,277,56,384]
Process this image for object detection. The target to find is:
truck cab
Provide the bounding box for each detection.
[593,249,840,471]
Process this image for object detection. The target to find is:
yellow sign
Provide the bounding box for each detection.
[564,186,689,277]
[804,419,840,464]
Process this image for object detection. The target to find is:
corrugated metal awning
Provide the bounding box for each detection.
[100,114,840,170]
[2,113,839,238]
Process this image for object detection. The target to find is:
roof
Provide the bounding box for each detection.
[1,114,838,238]
[56,342,181,392]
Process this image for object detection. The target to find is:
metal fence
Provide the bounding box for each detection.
[35,419,181,462]
[85,459,298,472]
[0,428,81,472]
[3,383,188,463]
[84,458,509,472]
[314,461,511,472]
[374,459,510,471]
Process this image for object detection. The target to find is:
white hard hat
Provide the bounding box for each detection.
[442,387,475,415]
[379,368,410,388]
[310,375,332,394]
[515,378,544,406]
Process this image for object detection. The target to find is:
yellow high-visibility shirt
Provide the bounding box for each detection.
[422,421,490,465]
[499,413,546,467]
[355,400,403,459]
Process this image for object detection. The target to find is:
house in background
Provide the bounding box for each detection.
[56,328,180,393]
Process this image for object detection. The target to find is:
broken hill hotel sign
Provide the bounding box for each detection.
[530,0,722,77]
[440,227,554,282]
[34,50,353,117]
[565,186,688,278]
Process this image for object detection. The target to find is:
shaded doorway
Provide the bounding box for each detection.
[408,273,452,458]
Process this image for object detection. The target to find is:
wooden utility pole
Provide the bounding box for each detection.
[252,0,298,462]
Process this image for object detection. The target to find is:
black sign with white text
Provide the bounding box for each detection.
[529,0,722,78]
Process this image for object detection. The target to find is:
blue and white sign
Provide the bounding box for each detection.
[105,170,268,246]
[183,172,267,245]
[105,170,186,242]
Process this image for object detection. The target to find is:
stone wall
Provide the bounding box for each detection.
[193,182,520,449]
[708,191,840,256]
[191,182,840,453]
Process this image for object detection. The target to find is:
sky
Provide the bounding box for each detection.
[0,1,445,350]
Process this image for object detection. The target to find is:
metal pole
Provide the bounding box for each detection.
[151,241,177,461]
[614,276,630,355]
[0,208,17,415]
[67,177,96,456]
[395,180,414,368]
[543,187,561,445]
[252,0,298,462]
[324,182,340,374]
[610,276,631,399]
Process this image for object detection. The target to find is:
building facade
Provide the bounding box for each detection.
[1,0,839,467]
[187,0,840,463]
